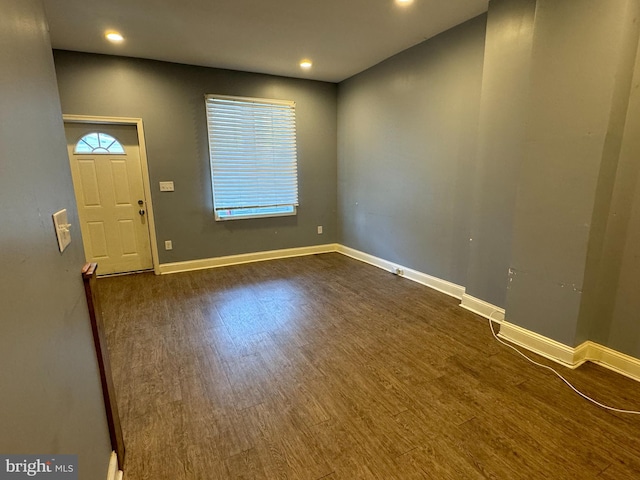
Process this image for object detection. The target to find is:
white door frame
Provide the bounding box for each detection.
[63,114,161,275]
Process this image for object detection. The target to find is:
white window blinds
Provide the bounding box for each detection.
[205,94,299,220]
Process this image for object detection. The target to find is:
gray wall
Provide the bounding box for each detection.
[505,0,640,346]
[465,0,536,307]
[337,16,486,286]
[575,0,640,349]
[588,14,640,357]
[336,0,640,359]
[0,0,112,477]
[53,51,338,264]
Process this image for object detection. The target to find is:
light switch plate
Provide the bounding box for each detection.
[52,209,72,253]
[159,181,175,192]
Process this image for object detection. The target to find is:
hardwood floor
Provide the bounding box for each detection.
[98,253,640,479]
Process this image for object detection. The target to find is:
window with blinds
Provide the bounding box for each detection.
[205,94,299,220]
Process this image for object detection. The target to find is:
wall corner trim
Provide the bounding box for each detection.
[107,452,123,480]
[498,321,581,368]
[158,244,339,274]
[460,293,505,322]
[336,245,465,299]
[584,341,640,383]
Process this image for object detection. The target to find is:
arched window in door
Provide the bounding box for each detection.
[74,132,125,154]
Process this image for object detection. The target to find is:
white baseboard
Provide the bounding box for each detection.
[458,294,640,381]
[573,341,591,365]
[158,243,339,274]
[107,452,123,480]
[336,245,465,300]
[460,293,505,322]
[497,322,640,381]
[159,242,464,298]
[498,321,582,368]
[584,341,640,382]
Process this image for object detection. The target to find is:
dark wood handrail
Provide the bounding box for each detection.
[82,263,125,470]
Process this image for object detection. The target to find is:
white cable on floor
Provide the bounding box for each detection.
[487,312,640,415]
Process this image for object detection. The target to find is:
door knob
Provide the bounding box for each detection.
[139,209,146,216]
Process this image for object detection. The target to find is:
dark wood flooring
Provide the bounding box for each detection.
[98,253,640,479]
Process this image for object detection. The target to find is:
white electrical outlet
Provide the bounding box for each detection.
[159,181,175,192]
[164,240,173,250]
[317,225,323,234]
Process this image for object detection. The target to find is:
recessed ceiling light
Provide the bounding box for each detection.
[105,31,124,43]
[396,0,414,5]
[300,60,313,70]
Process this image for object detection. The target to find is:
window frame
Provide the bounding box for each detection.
[204,94,299,222]
[73,132,126,155]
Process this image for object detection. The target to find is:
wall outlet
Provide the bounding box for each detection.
[159,181,175,192]
[164,240,173,250]
[317,225,323,234]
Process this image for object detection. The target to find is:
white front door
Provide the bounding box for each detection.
[66,123,153,275]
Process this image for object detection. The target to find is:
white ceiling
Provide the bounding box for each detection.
[43,0,488,83]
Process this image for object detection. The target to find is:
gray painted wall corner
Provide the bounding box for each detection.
[337,15,487,287]
[576,0,640,351]
[505,0,638,346]
[464,0,536,308]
